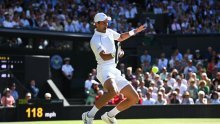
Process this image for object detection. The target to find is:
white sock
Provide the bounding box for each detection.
[88,106,99,118]
[108,107,120,117]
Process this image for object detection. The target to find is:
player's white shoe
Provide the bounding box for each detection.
[82,111,94,124]
[101,112,117,124]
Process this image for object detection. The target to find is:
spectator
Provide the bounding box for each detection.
[162,79,172,95]
[53,18,64,31]
[71,15,81,33]
[195,91,207,104]
[169,54,176,69]
[91,68,98,81]
[3,12,14,28]
[167,73,176,87]
[173,76,187,96]
[179,73,188,86]
[81,21,91,33]
[210,91,220,104]
[20,12,30,28]
[211,72,220,92]
[184,49,193,61]
[85,82,99,105]
[61,57,74,98]
[148,87,158,100]
[181,91,194,104]
[149,81,158,93]
[169,91,180,104]
[149,70,157,80]
[137,80,148,98]
[135,67,144,82]
[159,87,169,101]
[130,76,139,90]
[154,74,163,88]
[198,80,210,95]
[130,3,138,18]
[64,19,75,32]
[171,18,181,34]
[1,88,15,107]
[204,46,213,62]
[173,60,184,73]
[173,49,183,62]
[125,67,134,81]
[189,72,199,86]
[174,88,182,102]
[142,92,156,105]
[14,2,23,13]
[171,69,179,79]
[201,73,211,88]
[183,60,197,79]
[144,17,155,35]
[9,83,19,101]
[141,60,151,73]
[181,54,189,71]
[25,92,32,104]
[207,57,218,78]
[44,93,52,100]
[144,72,152,87]
[181,18,190,34]
[194,49,204,66]
[158,53,168,71]
[155,92,167,105]
[84,73,99,93]
[159,67,168,80]
[154,3,163,14]
[187,78,198,101]
[28,80,39,98]
[140,50,151,65]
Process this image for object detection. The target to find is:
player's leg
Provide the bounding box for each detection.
[115,84,139,111]
[101,83,139,124]
[82,78,118,124]
[106,84,139,117]
[95,78,119,108]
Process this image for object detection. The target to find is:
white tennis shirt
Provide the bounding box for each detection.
[90,29,121,66]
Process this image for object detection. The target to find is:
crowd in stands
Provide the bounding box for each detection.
[0,79,52,107]
[0,0,138,33]
[0,0,220,51]
[0,0,219,34]
[84,46,220,105]
[145,0,220,34]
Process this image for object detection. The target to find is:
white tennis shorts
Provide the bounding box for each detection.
[97,64,129,92]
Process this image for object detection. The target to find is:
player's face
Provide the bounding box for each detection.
[96,19,108,32]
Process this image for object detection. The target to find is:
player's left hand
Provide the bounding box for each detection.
[135,25,146,33]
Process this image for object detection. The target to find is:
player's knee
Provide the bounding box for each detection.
[129,93,139,104]
[104,79,119,96]
[133,94,140,104]
[108,87,118,96]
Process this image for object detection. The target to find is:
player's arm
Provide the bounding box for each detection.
[99,50,114,61]
[91,39,114,61]
[117,25,146,42]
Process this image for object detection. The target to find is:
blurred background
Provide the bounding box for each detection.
[0,0,219,121]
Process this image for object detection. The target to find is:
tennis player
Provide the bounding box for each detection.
[82,12,146,124]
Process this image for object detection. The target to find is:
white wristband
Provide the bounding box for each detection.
[111,53,115,58]
[129,29,135,36]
